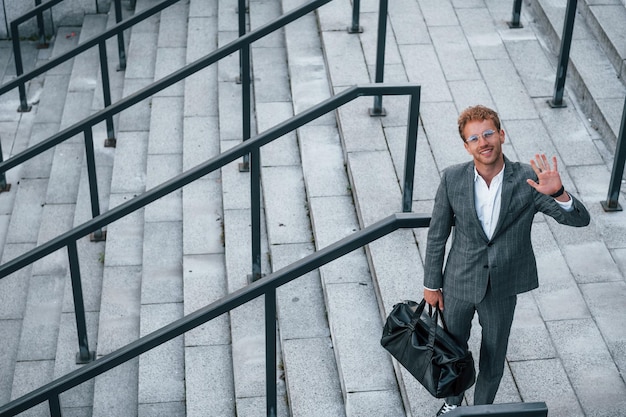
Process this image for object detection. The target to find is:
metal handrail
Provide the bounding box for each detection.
[0,211,431,417]
[0,0,374,278]
[0,82,421,365]
[9,0,129,113]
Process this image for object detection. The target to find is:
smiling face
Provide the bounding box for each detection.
[462,118,505,173]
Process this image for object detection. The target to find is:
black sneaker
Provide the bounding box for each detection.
[436,402,458,416]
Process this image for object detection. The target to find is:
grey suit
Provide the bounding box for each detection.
[424,156,590,405]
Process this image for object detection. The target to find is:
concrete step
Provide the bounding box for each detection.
[578,0,626,86]
[527,0,626,149]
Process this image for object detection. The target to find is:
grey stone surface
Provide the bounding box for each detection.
[0,319,20,404]
[547,318,626,416]
[507,293,556,361]
[325,281,398,393]
[182,116,220,172]
[16,274,65,361]
[109,131,148,194]
[101,193,144,267]
[272,242,330,340]
[185,345,236,417]
[281,337,346,417]
[124,32,158,79]
[298,125,350,198]
[262,165,311,245]
[53,311,98,409]
[148,96,184,155]
[144,153,182,222]
[96,265,141,355]
[45,143,84,204]
[509,358,584,417]
[0,243,34,319]
[138,303,185,404]
[141,220,183,305]
[92,360,139,417]
[182,254,230,347]
[154,46,186,98]
[182,178,224,255]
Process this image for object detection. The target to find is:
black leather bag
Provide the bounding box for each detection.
[381,299,476,398]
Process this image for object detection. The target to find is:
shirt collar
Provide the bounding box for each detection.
[473,163,506,184]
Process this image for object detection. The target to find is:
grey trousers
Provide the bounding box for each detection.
[442,286,517,406]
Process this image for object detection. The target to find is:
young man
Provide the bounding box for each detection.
[423,105,590,416]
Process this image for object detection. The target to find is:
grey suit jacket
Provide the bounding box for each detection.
[424,157,590,304]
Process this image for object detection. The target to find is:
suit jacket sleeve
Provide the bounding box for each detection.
[423,170,454,290]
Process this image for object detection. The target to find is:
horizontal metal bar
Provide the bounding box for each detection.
[448,401,548,416]
[11,0,63,26]
[0,83,420,279]
[0,212,431,416]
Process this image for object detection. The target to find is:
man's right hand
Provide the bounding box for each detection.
[424,288,444,310]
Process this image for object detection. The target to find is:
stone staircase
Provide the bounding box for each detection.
[0,0,625,416]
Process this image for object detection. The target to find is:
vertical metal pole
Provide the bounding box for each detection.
[0,137,11,192]
[548,0,578,108]
[84,128,106,241]
[601,97,626,212]
[238,0,251,171]
[347,0,363,33]
[99,41,116,147]
[114,0,127,70]
[49,394,62,417]
[402,88,421,212]
[34,0,49,48]
[250,147,262,282]
[240,43,252,172]
[370,0,388,116]
[266,287,277,417]
[67,241,95,364]
[507,0,524,28]
[11,21,31,112]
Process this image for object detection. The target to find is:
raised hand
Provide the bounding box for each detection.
[526,154,564,197]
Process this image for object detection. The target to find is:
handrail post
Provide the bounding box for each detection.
[548,0,577,108]
[84,128,106,240]
[402,87,421,212]
[507,0,524,28]
[49,394,62,417]
[266,287,278,417]
[34,0,50,48]
[98,41,117,147]
[601,96,626,212]
[250,146,263,282]
[67,241,96,364]
[114,0,127,70]
[10,21,32,113]
[0,138,12,192]
[238,0,252,171]
[370,0,388,117]
[347,0,363,33]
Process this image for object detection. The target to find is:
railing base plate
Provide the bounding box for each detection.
[76,351,96,364]
[547,99,567,108]
[104,138,117,148]
[90,230,107,242]
[601,200,623,212]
